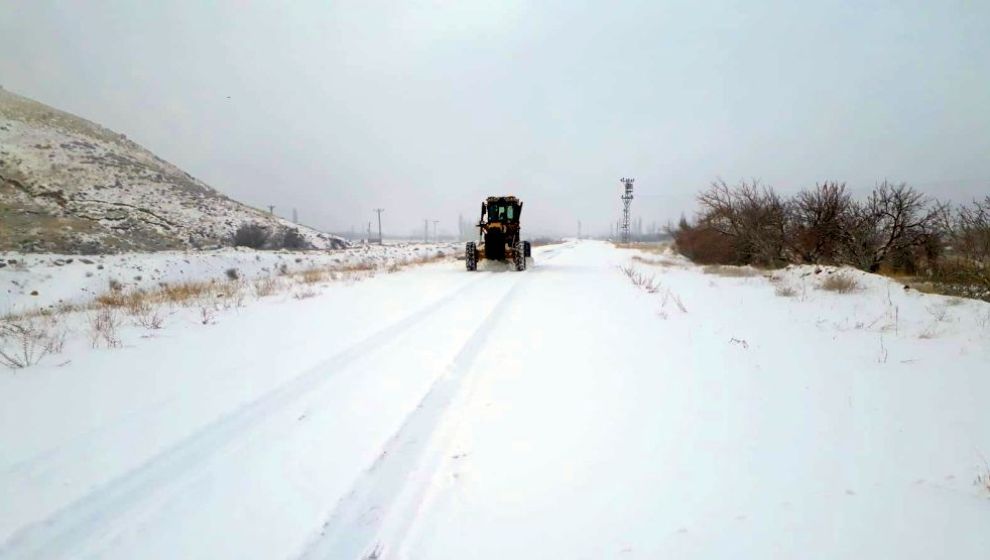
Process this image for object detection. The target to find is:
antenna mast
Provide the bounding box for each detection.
[619,178,634,243]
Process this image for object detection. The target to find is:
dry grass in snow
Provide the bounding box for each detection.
[820,273,861,293]
[702,264,761,277]
[1,248,456,370]
[0,316,66,368]
[621,264,688,318]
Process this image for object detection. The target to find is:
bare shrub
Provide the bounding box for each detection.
[278,227,309,250]
[775,285,798,297]
[123,297,165,330]
[701,264,759,277]
[926,303,950,323]
[671,217,738,265]
[89,306,122,348]
[293,289,318,300]
[0,318,65,368]
[200,306,216,325]
[631,254,681,269]
[300,268,327,284]
[225,268,240,281]
[215,281,245,309]
[820,273,860,293]
[134,307,164,330]
[253,277,279,297]
[160,281,212,305]
[233,223,270,249]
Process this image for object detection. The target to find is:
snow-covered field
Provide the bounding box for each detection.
[1,240,988,559]
[1,242,459,315]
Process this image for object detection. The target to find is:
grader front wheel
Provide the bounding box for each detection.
[465,242,477,271]
[514,241,526,271]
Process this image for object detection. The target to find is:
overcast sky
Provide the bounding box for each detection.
[2,1,989,237]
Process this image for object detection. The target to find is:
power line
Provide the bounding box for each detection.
[373,208,384,245]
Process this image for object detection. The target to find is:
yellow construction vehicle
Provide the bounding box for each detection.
[466,195,530,271]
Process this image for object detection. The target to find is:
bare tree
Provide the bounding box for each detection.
[788,182,851,263]
[838,181,943,272]
[696,180,788,266]
[955,196,990,261]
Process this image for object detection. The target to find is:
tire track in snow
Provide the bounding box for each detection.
[2,274,486,480]
[296,274,527,560]
[0,274,496,559]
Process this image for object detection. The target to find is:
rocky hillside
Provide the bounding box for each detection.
[0,88,345,253]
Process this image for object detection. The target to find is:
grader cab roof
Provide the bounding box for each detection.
[482,196,523,224]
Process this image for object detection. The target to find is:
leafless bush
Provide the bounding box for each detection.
[89,306,122,348]
[926,303,950,323]
[820,273,860,294]
[671,219,738,264]
[702,264,760,277]
[200,306,216,325]
[278,227,310,250]
[160,281,213,305]
[125,298,165,330]
[293,289,318,300]
[0,318,65,368]
[253,277,279,297]
[215,281,245,309]
[300,268,328,284]
[775,285,798,297]
[233,223,270,249]
[674,179,956,283]
[225,268,240,281]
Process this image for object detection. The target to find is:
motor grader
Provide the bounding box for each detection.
[466,195,531,271]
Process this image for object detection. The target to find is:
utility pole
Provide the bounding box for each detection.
[292,208,298,224]
[432,220,439,243]
[268,205,275,215]
[373,208,384,245]
[619,178,634,243]
[423,219,429,243]
[367,222,372,244]
[578,220,582,239]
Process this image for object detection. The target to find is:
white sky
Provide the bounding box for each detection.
[2,1,989,237]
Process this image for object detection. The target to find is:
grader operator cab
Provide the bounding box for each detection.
[466,195,531,271]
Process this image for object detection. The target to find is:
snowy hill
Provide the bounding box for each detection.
[0,88,345,253]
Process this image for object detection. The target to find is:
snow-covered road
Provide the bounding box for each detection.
[1,241,988,559]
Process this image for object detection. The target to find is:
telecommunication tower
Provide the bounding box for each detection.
[619,178,634,243]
